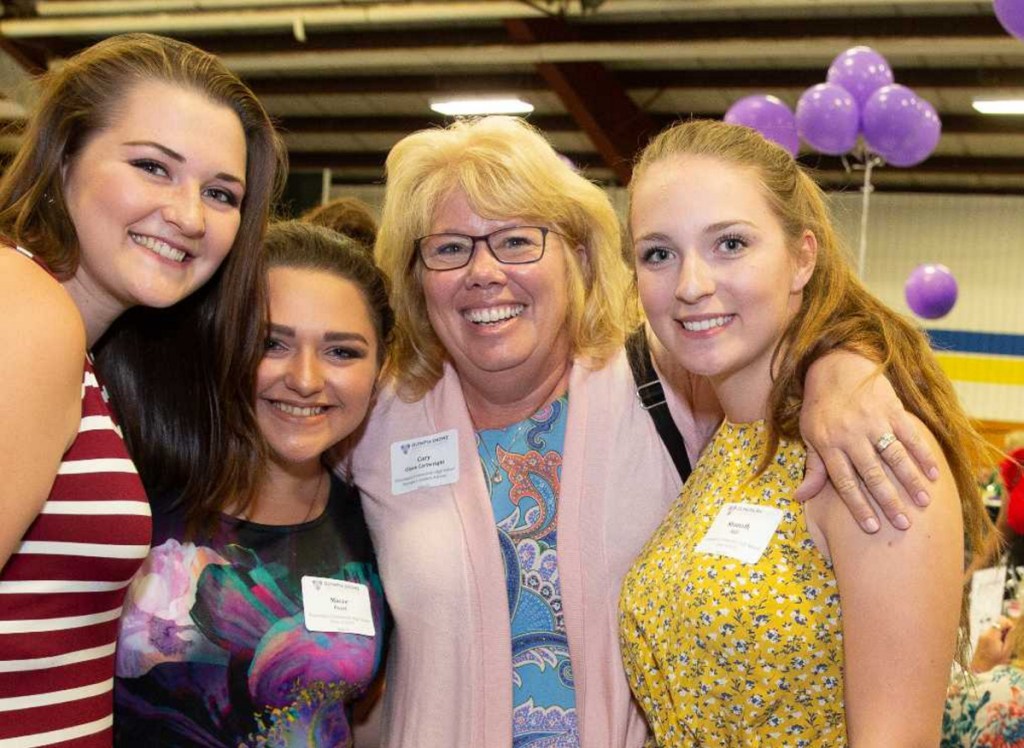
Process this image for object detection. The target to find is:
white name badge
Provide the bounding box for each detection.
[390,428,459,495]
[301,576,376,636]
[695,502,784,565]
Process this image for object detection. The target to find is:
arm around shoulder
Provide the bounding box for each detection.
[0,254,86,571]
[806,417,962,747]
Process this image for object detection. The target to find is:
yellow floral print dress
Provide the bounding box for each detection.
[619,420,846,747]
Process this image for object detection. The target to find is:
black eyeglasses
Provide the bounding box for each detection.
[415,225,560,271]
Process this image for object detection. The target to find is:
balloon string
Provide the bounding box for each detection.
[858,155,874,277]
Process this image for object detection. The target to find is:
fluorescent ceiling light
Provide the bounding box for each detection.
[972,98,1024,115]
[430,97,534,116]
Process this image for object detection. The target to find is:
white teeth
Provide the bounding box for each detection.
[130,232,187,263]
[464,304,525,324]
[682,315,733,332]
[272,402,327,417]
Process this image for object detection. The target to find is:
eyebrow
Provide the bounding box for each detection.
[634,231,673,244]
[269,323,369,345]
[704,219,756,233]
[124,139,246,188]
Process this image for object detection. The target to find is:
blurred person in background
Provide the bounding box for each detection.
[302,195,378,255]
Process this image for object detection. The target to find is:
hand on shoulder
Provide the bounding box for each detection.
[805,415,959,555]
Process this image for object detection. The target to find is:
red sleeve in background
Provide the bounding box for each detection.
[1001,447,1024,535]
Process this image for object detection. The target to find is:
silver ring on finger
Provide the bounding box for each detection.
[875,432,898,454]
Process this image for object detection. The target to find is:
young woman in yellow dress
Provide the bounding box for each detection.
[619,119,990,746]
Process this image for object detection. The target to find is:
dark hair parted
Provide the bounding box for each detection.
[182,220,394,535]
[631,119,993,663]
[35,34,291,514]
[301,196,379,255]
[264,221,394,366]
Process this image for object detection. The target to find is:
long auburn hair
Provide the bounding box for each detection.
[631,119,993,662]
[0,33,288,512]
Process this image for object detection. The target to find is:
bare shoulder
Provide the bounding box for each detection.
[0,250,85,353]
[0,251,86,421]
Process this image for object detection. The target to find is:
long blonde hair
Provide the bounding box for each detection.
[632,119,992,662]
[375,115,637,400]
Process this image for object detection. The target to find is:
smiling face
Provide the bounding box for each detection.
[419,188,575,398]
[631,155,815,420]
[61,79,247,326]
[255,267,380,473]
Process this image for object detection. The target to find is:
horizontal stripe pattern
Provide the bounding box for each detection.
[927,328,1024,357]
[0,643,115,675]
[936,352,1024,387]
[56,458,136,475]
[0,678,112,713]
[78,415,115,433]
[0,352,149,746]
[0,715,111,748]
[16,541,149,559]
[0,607,123,635]
[40,500,151,516]
[0,579,130,594]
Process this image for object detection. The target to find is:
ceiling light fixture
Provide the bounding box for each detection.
[972,97,1024,115]
[430,97,534,116]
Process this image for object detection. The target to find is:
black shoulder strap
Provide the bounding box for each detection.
[625,327,692,483]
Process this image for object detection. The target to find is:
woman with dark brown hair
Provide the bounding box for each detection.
[0,33,284,746]
[114,222,393,747]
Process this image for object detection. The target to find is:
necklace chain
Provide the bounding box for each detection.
[479,417,534,485]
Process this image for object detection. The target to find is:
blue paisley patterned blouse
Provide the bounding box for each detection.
[476,394,580,748]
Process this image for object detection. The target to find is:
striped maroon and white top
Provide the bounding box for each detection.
[1,249,151,747]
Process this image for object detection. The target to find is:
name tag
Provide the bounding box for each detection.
[390,429,459,495]
[301,576,375,636]
[695,502,783,564]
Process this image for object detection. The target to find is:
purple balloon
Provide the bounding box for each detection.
[862,84,942,167]
[724,95,799,157]
[995,0,1024,41]
[905,263,958,319]
[826,46,894,110]
[796,83,859,155]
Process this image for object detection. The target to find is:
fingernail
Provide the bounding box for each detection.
[928,467,940,481]
[915,490,931,507]
[894,513,911,530]
[862,517,880,533]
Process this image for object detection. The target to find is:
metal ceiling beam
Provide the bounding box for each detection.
[26,0,984,26]
[197,35,1024,75]
[277,113,1024,137]
[2,2,555,37]
[243,65,1024,98]
[287,149,1024,176]
[505,16,656,184]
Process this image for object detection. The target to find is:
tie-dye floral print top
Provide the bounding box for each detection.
[114,475,386,747]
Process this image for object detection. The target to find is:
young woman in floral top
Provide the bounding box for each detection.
[114,222,393,747]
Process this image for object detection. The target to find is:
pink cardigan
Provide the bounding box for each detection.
[348,350,710,747]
